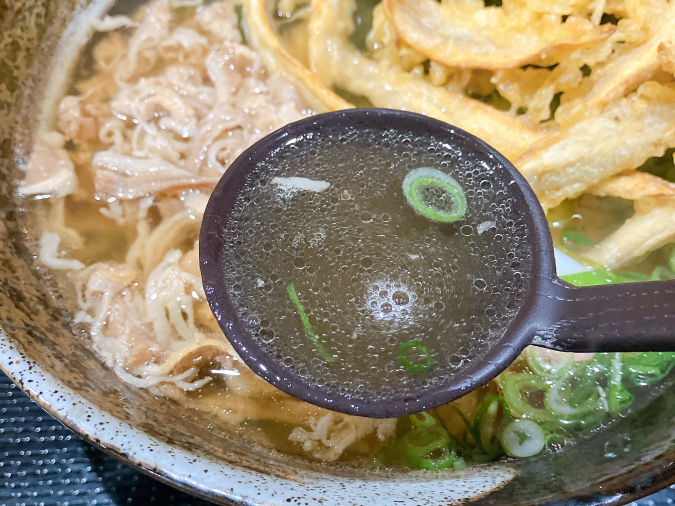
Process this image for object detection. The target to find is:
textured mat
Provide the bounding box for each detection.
[1,371,674,506]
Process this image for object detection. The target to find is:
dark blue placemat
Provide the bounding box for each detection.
[0,372,212,506]
[0,371,673,506]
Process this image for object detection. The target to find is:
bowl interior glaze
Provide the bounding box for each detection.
[0,0,674,505]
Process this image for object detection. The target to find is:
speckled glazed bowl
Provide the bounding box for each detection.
[2,0,675,505]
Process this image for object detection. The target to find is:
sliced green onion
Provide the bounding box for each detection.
[500,420,545,458]
[607,353,634,414]
[561,225,595,250]
[617,271,651,282]
[452,457,467,471]
[399,340,434,373]
[287,283,335,363]
[404,426,455,471]
[378,413,463,471]
[544,368,605,424]
[541,421,569,449]
[623,352,675,386]
[501,373,552,423]
[649,266,675,281]
[560,265,673,287]
[562,232,595,249]
[402,167,467,223]
[478,399,500,450]
[445,405,501,463]
[375,419,410,468]
[406,445,458,471]
[405,426,451,455]
[560,269,614,286]
[525,346,574,379]
[559,267,652,287]
[448,405,475,434]
[473,395,510,458]
[545,381,598,418]
[410,411,437,429]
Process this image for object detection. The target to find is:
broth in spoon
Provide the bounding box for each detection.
[203,111,536,414]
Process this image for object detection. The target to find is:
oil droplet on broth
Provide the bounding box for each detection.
[220,127,533,401]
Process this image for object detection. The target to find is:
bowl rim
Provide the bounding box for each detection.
[0,327,540,506]
[4,0,675,501]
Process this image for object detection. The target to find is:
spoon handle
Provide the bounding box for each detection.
[531,278,675,352]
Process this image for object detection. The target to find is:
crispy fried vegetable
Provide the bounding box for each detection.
[255,0,675,272]
[516,83,675,210]
[367,2,427,71]
[510,0,600,17]
[382,0,615,70]
[242,0,352,112]
[658,40,675,74]
[556,6,675,126]
[307,0,544,160]
[588,170,675,200]
[587,204,675,267]
[492,65,574,123]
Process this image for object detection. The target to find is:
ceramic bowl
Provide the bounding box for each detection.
[1,0,675,504]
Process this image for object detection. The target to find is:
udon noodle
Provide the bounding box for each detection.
[17,0,675,467]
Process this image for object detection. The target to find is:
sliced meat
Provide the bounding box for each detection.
[58,94,111,145]
[39,231,85,270]
[196,1,242,44]
[115,0,172,83]
[94,168,219,200]
[158,27,210,66]
[19,133,78,198]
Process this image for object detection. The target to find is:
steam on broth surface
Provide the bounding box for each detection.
[19,0,675,470]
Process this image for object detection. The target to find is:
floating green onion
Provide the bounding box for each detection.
[444,403,501,463]
[500,420,545,458]
[561,269,613,286]
[622,352,675,386]
[560,264,675,287]
[616,271,652,282]
[402,167,467,223]
[473,395,511,461]
[562,232,595,249]
[399,340,434,373]
[545,373,603,419]
[405,426,449,453]
[375,419,411,468]
[287,283,335,363]
[452,456,467,471]
[607,353,634,414]
[501,373,552,423]
[406,444,457,471]
[378,411,463,471]
[540,421,569,449]
[559,267,660,287]
[410,411,437,429]
[541,364,607,430]
[525,347,574,379]
[404,426,455,471]
[560,225,595,250]
[649,266,675,281]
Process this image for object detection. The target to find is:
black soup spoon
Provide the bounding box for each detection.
[200,109,675,419]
